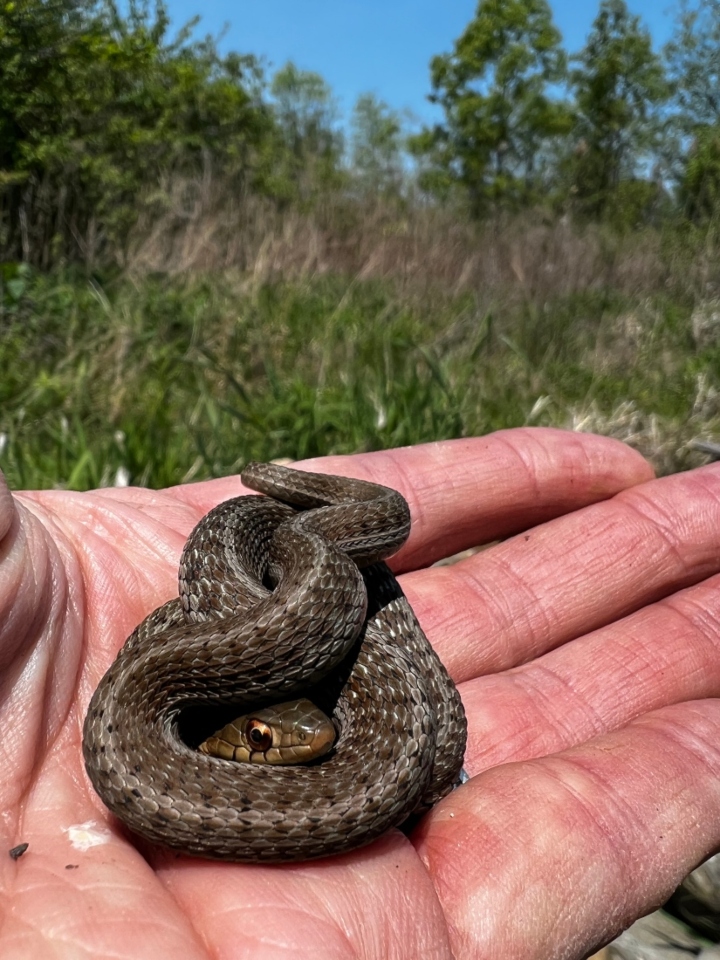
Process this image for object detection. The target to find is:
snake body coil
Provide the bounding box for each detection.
[83,463,467,862]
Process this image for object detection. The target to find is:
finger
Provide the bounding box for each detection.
[405,463,720,680]
[158,833,453,960]
[0,482,84,818]
[168,429,653,568]
[415,698,720,960]
[461,571,720,773]
[307,429,653,571]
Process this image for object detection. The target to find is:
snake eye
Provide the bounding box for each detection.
[246,720,272,752]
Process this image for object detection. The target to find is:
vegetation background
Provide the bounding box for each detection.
[3,0,720,490]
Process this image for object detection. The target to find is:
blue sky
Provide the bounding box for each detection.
[164,1,678,127]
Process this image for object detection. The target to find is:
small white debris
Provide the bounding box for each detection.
[63,821,112,851]
[114,466,130,488]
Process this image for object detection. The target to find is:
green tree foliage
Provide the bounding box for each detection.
[0,0,272,265]
[350,93,404,196]
[408,0,571,214]
[678,128,720,219]
[268,62,344,203]
[6,0,720,273]
[665,0,720,131]
[665,0,720,219]
[567,0,668,220]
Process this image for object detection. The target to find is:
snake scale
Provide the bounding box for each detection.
[83,462,467,862]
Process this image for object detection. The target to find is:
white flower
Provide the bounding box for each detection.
[114,466,130,488]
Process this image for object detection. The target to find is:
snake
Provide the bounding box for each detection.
[82,462,467,863]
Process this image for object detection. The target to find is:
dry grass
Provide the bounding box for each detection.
[124,176,716,306]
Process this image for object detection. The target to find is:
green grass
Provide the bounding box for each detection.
[1,262,717,490]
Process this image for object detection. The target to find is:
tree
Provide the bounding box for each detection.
[408,0,571,215]
[665,0,720,219]
[269,62,344,202]
[666,0,720,131]
[350,93,404,196]
[567,0,668,219]
[678,128,720,219]
[0,0,272,265]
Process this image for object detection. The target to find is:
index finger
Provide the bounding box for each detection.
[170,428,654,569]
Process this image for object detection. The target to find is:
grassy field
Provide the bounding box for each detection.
[3,209,720,491]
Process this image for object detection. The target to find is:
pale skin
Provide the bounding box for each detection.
[2,427,720,960]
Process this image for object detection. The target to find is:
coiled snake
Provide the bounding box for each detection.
[82,463,467,862]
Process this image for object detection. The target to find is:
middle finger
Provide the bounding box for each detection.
[404,463,720,682]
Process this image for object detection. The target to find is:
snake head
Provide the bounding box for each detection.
[197,698,336,765]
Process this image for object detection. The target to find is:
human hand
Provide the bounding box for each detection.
[3,428,719,959]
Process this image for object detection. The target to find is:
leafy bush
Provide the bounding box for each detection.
[0,0,272,266]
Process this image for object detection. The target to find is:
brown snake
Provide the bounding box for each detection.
[82,462,467,862]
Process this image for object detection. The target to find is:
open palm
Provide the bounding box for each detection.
[4,427,720,960]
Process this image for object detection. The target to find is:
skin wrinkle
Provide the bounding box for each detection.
[423,786,542,950]
[169,865,356,956]
[336,851,450,960]
[0,513,51,672]
[0,547,82,820]
[77,500,183,569]
[70,519,177,670]
[94,534,167,614]
[4,649,51,795]
[11,850,208,958]
[492,429,610,508]
[399,438,542,567]
[461,577,720,779]
[23,492,183,581]
[653,596,720,678]
[453,557,545,667]
[512,662,608,747]
[613,496,691,582]
[560,705,718,936]
[453,560,526,645]
[42,570,80,745]
[492,432,542,503]
[483,546,561,654]
[618,470,720,568]
[164,836,453,960]
[535,633,657,724]
[460,676,542,771]
[72,537,142,666]
[413,469,720,685]
[637,710,720,786]
[0,474,15,542]
[13,505,87,719]
[536,755,656,861]
[404,539,565,680]
[665,588,720,653]
[422,716,704,957]
[570,587,720,718]
[95,496,196,563]
[522,509,651,610]
[398,463,460,569]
